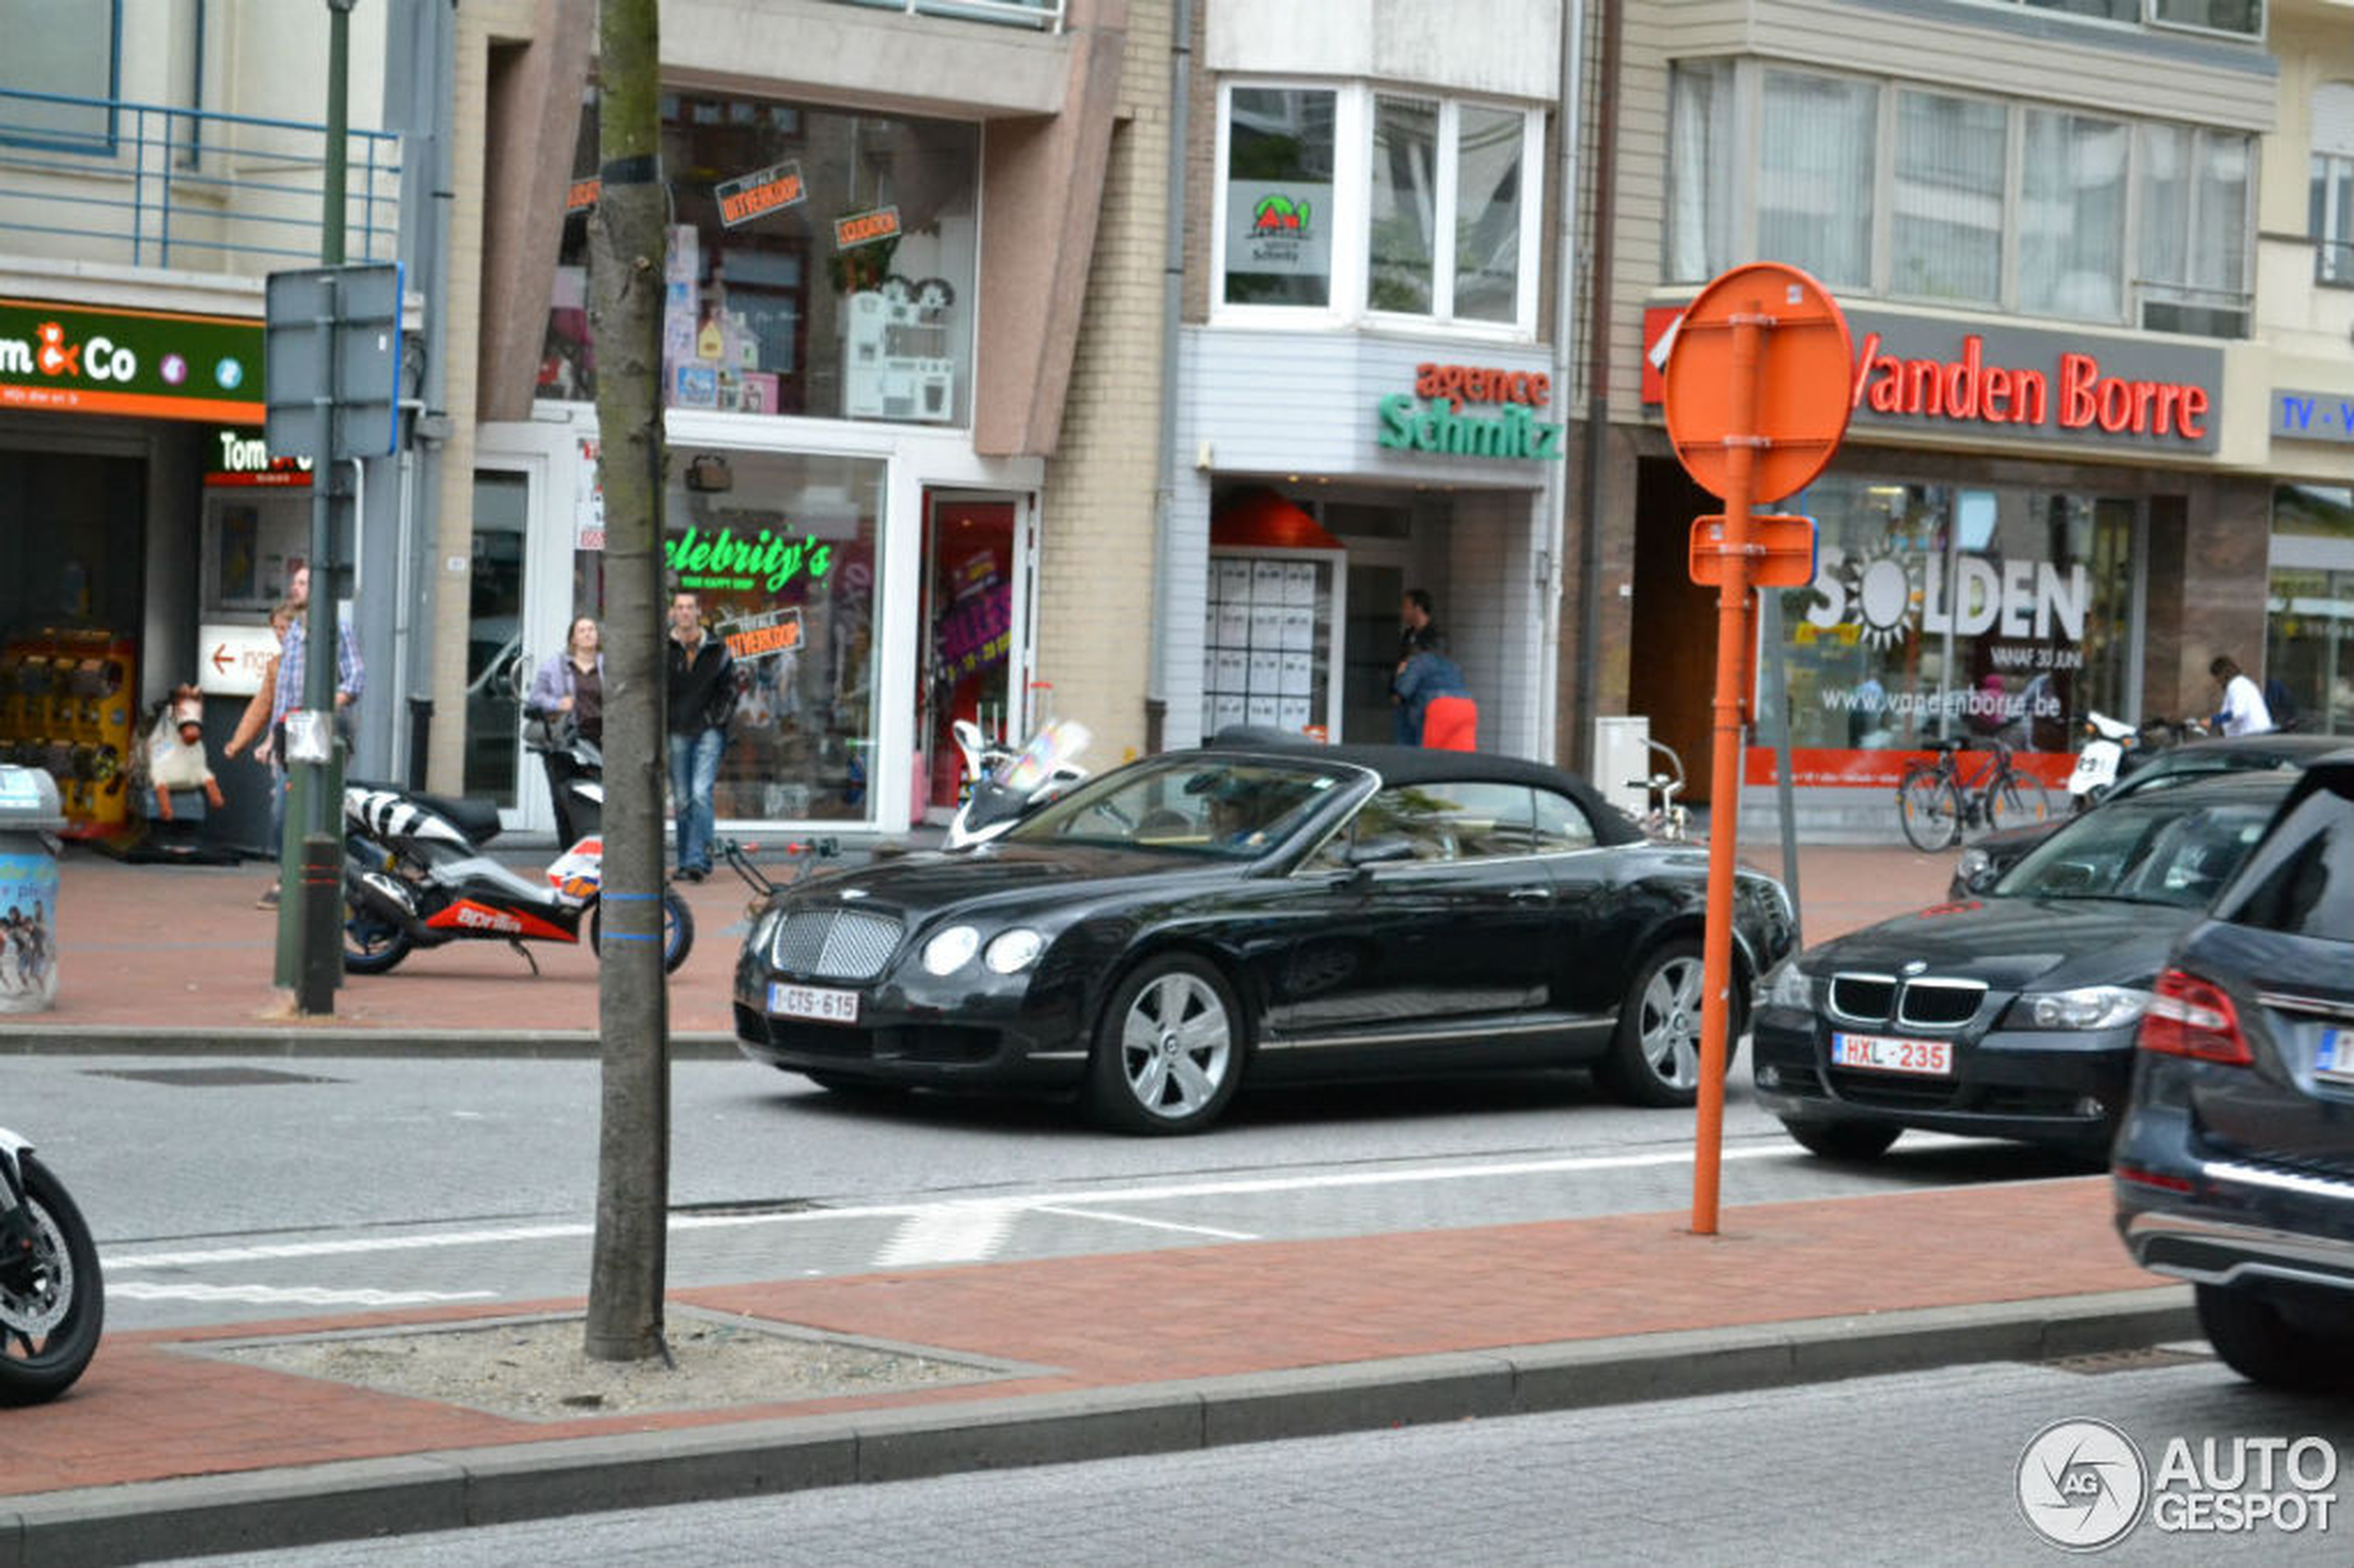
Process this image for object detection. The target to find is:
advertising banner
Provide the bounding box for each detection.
[0,297,263,424]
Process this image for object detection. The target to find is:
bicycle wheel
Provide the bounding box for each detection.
[1898,765,1963,852]
[1986,768,2055,834]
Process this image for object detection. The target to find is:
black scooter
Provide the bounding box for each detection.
[340,730,693,975]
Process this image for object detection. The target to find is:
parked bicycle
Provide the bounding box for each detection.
[714,835,842,917]
[1896,736,2054,852]
[1626,740,1691,842]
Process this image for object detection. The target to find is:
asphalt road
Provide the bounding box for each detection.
[6,1052,2094,1332]
[172,1351,2354,1567]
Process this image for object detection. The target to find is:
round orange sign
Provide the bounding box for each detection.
[1660,262,1854,505]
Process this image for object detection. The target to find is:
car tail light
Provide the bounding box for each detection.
[2137,969,2252,1066]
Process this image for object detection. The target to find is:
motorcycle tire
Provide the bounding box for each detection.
[590,888,695,974]
[342,890,414,976]
[0,1153,105,1406]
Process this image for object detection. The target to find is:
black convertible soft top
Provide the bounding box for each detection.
[1194,730,1642,846]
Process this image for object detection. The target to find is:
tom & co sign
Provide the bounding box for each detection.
[1641,305,2222,455]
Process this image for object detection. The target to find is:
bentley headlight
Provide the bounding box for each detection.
[1763,962,1813,1010]
[920,924,981,976]
[748,905,783,959]
[984,929,1044,974]
[2015,985,2150,1031]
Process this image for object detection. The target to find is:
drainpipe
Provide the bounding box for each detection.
[1145,0,1194,756]
[1573,0,1622,777]
[1541,0,1584,765]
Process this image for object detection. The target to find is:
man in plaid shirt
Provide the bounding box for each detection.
[255,563,363,908]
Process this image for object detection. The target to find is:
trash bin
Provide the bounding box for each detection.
[0,765,64,1015]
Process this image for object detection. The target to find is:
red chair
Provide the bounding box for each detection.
[1422,695,1478,751]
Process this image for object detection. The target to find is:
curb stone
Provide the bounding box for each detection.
[0,1286,2194,1567]
[0,1028,742,1060]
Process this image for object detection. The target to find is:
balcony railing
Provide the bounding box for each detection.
[0,87,400,277]
[832,0,1065,31]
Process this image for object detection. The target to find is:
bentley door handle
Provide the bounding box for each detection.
[1507,886,1550,903]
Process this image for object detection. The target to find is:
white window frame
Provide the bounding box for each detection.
[1212,80,1544,342]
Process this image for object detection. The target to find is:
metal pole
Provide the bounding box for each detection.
[285,0,357,1010]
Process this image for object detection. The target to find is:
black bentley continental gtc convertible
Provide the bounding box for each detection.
[734,742,1796,1134]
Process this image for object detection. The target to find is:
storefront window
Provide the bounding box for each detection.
[541,91,979,426]
[664,448,884,823]
[1223,86,1337,308]
[1770,474,2136,782]
[2266,484,2354,737]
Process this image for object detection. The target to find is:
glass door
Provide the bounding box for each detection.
[916,492,1021,819]
[464,469,530,809]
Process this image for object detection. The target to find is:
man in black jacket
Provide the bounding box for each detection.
[664,590,736,880]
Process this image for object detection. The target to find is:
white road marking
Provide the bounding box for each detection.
[104,1133,1993,1274]
[1029,1205,1259,1241]
[873,1201,1019,1267]
[109,1283,499,1307]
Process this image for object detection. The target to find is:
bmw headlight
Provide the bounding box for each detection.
[1763,962,1813,1010]
[2013,985,2150,1031]
[920,924,981,976]
[984,929,1045,974]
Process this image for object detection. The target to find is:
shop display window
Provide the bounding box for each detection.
[664,448,884,823]
[2266,484,2354,737]
[1223,86,1337,310]
[1763,474,2136,785]
[541,91,978,426]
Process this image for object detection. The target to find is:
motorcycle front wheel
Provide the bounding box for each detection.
[0,1154,104,1406]
[590,888,695,974]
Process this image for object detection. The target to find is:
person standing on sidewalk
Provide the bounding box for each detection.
[251,567,363,908]
[526,615,604,847]
[664,591,735,882]
[2209,655,2275,738]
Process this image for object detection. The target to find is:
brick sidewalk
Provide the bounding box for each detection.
[2,841,1955,1043]
[0,1176,2150,1499]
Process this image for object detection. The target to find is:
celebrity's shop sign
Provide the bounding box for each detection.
[0,298,264,424]
[1642,306,2222,455]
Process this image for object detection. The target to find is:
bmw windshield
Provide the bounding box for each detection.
[1005,756,1354,858]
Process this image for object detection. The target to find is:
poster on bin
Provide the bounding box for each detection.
[0,852,59,1013]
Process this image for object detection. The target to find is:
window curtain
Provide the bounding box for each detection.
[1892,91,2005,304]
[2020,110,2126,321]
[1665,61,1734,285]
[1452,105,1525,323]
[1758,70,1875,290]
[1369,96,1438,315]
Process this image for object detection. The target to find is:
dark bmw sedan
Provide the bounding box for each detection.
[734,744,1796,1133]
[2114,752,2354,1391]
[1754,771,2292,1162]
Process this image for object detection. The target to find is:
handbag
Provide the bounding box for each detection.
[522,710,575,752]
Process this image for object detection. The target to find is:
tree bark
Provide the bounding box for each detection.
[583,0,670,1364]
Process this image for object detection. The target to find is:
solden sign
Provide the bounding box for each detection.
[1641,306,2221,455]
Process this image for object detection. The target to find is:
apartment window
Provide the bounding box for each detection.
[1664,59,2249,338]
[1892,91,2006,305]
[2146,0,2262,37]
[1759,71,1875,289]
[1223,86,1337,309]
[2138,123,2250,335]
[1218,82,1543,335]
[0,0,116,150]
[2019,110,2127,322]
[2313,83,2354,287]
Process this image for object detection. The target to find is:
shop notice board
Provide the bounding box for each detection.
[1201,549,1341,743]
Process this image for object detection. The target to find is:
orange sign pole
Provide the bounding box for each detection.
[1659,262,1852,1240]
[1691,308,1764,1236]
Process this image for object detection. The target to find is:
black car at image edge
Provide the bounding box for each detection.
[732,742,1796,1134]
[2112,748,2354,1391]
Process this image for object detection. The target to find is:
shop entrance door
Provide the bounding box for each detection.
[1343,547,1407,744]
[916,492,1032,820]
[464,468,530,815]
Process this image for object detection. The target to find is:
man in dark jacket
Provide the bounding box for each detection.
[664,590,736,880]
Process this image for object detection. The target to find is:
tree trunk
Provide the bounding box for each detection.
[583,0,670,1364]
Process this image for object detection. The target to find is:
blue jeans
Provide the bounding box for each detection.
[667,727,725,872]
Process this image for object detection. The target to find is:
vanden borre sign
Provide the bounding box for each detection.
[1640,305,2222,455]
[0,297,263,424]
[1374,362,1565,462]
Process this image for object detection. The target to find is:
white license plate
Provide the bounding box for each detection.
[2318,1028,2354,1084]
[2069,749,2119,790]
[1831,1031,1952,1077]
[768,982,860,1025]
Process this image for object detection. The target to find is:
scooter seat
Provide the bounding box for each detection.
[348,780,502,846]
